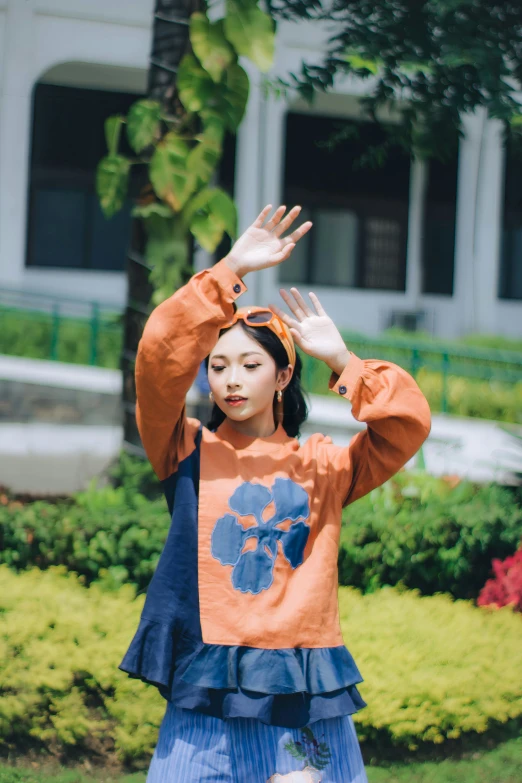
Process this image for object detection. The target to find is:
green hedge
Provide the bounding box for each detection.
[0,309,122,369]
[302,355,522,424]
[0,565,521,764]
[339,472,522,599]
[2,468,520,600]
[0,484,169,593]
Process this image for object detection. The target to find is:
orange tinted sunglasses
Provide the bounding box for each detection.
[223,306,296,368]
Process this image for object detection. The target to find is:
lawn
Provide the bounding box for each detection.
[1,735,521,783]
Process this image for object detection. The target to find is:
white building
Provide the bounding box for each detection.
[0,0,521,338]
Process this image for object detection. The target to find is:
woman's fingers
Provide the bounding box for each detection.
[273,205,302,237]
[290,287,314,318]
[264,205,286,231]
[269,303,300,331]
[308,291,326,316]
[279,287,309,321]
[270,243,295,264]
[278,287,325,323]
[286,220,313,244]
[253,204,273,227]
[278,288,301,321]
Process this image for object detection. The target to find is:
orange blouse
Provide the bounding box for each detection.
[135,258,431,651]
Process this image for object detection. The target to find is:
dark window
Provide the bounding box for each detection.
[281,113,411,291]
[499,135,522,300]
[422,149,458,295]
[26,83,140,271]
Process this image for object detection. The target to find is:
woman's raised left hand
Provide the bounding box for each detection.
[270,289,351,375]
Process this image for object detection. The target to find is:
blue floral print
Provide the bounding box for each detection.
[211,478,311,595]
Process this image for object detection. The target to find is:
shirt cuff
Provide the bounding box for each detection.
[328,352,365,400]
[210,258,248,302]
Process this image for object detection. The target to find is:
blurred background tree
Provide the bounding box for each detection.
[267,0,522,160]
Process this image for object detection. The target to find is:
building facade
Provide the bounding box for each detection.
[0,0,520,338]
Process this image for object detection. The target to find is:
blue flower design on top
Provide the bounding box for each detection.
[211,478,311,595]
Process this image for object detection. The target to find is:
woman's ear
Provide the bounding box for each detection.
[277,364,294,390]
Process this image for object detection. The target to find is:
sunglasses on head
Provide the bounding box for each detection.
[224,307,296,367]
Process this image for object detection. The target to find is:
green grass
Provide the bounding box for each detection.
[1,736,522,783]
[366,735,522,783]
[0,766,145,783]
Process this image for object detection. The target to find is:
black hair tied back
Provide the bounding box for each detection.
[205,322,309,438]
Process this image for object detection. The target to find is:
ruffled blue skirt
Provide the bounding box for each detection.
[119,618,367,728]
[146,702,368,783]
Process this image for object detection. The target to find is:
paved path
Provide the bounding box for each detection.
[1,393,520,495]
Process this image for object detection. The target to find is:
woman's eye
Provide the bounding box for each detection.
[211,366,224,372]
[245,364,260,369]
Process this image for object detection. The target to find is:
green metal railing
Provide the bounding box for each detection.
[302,332,522,416]
[1,288,521,418]
[0,287,123,369]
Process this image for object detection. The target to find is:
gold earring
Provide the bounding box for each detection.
[209,391,214,401]
[275,389,284,423]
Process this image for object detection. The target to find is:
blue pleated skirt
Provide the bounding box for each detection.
[146,703,368,783]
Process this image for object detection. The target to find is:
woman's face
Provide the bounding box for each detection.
[208,324,291,424]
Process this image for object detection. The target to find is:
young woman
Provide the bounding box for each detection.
[119,205,431,782]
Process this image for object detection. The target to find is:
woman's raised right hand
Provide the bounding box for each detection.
[223,205,312,279]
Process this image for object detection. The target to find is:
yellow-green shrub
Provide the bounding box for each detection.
[0,564,163,766]
[415,368,522,423]
[1,566,522,764]
[342,587,522,749]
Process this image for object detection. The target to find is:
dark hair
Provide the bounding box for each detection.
[205,322,309,438]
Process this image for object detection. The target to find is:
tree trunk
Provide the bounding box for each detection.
[122,0,199,453]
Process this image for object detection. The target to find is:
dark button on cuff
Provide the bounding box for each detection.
[339,385,347,395]
[233,283,241,293]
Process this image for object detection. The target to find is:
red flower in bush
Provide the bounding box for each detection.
[478,549,522,612]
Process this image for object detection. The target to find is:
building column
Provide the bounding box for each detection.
[405,158,427,308]
[453,109,504,334]
[256,95,287,306]
[474,118,504,333]
[231,62,264,305]
[0,0,35,287]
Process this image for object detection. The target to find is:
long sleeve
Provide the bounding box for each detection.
[321,353,431,507]
[135,259,247,480]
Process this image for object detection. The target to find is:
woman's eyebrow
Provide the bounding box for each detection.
[211,351,264,360]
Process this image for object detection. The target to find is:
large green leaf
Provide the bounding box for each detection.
[126,100,162,153]
[221,63,250,130]
[184,187,237,251]
[179,55,248,132]
[200,116,226,145]
[199,63,249,132]
[190,13,235,82]
[96,155,130,218]
[210,188,237,237]
[144,214,191,305]
[188,119,224,187]
[224,0,274,72]
[149,132,196,212]
[187,142,221,188]
[178,54,215,113]
[104,116,124,156]
[190,211,227,252]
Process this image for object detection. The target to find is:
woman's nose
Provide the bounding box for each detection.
[227,368,242,388]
